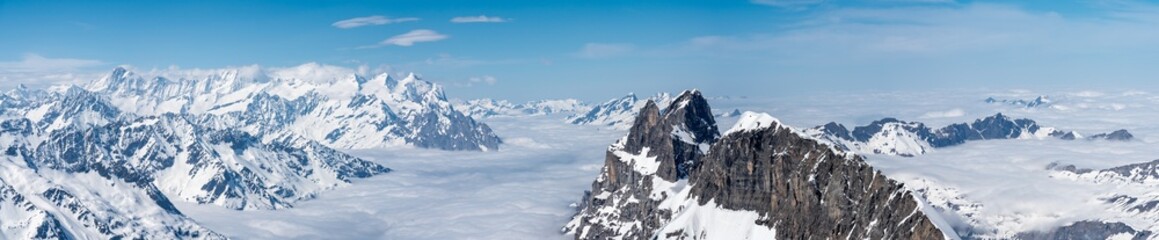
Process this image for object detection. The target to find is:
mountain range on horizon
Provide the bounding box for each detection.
[0,67,1154,239]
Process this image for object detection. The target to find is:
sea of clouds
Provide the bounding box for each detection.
[179,88,1159,239]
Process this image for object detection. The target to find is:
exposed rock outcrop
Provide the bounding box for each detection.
[806,113,1133,157]
[1015,220,1151,240]
[566,90,946,240]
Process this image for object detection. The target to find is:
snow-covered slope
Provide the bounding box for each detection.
[86,64,501,151]
[0,68,398,236]
[804,113,1133,157]
[32,114,391,210]
[568,92,672,130]
[453,98,590,119]
[986,95,1053,108]
[0,118,225,239]
[0,164,226,239]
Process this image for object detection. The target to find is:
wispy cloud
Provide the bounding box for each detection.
[0,53,102,73]
[468,75,498,85]
[447,75,498,87]
[0,53,105,89]
[663,3,1159,60]
[450,15,509,23]
[368,29,448,47]
[920,108,966,118]
[574,43,635,59]
[332,16,419,29]
[751,0,825,9]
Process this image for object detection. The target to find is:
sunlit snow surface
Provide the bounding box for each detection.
[180,89,1159,239]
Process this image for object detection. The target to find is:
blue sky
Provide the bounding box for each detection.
[3,0,1159,102]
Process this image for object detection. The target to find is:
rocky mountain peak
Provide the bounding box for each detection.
[568,89,947,240]
[623,100,663,153]
[89,66,139,92]
[819,122,853,141]
[620,91,721,181]
[663,89,719,145]
[688,116,945,239]
[1089,129,1134,141]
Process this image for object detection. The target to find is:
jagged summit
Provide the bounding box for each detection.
[620,90,719,181]
[453,98,590,118]
[71,66,501,151]
[568,92,672,130]
[805,112,1134,157]
[567,89,947,239]
[724,111,783,135]
[986,95,1052,108]
[662,90,718,145]
[0,64,424,237]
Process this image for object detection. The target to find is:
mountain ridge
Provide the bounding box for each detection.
[566,90,948,239]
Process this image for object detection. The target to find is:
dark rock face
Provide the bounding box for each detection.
[689,120,944,240]
[985,96,1051,108]
[1046,162,1095,174]
[818,122,854,141]
[567,90,944,240]
[566,90,720,239]
[407,107,502,151]
[1015,221,1151,240]
[809,113,1132,157]
[620,91,719,181]
[917,113,1042,148]
[1089,129,1134,141]
[1103,159,1159,179]
[717,109,742,118]
[1052,159,1159,185]
[1054,131,1080,140]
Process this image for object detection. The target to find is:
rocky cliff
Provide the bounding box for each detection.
[565,90,947,240]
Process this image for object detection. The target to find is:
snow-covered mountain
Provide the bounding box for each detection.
[714,108,742,118]
[986,95,1052,108]
[87,64,501,151]
[568,92,672,130]
[565,90,947,239]
[804,113,1133,157]
[0,115,230,239]
[32,114,391,210]
[0,163,226,239]
[453,98,590,119]
[0,65,448,237]
[564,90,1158,240]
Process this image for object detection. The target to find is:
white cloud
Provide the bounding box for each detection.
[1072,91,1105,98]
[468,75,498,85]
[378,29,448,47]
[450,15,509,23]
[451,75,499,87]
[638,2,1159,91]
[668,3,1159,58]
[0,53,102,73]
[751,0,825,9]
[920,108,966,119]
[0,54,105,89]
[575,43,635,59]
[332,16,419,29]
